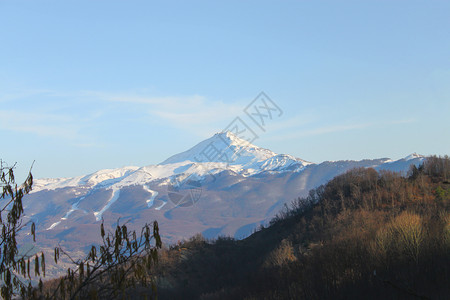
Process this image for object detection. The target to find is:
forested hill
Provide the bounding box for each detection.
[151,155,449,300]
[40,156,449,299]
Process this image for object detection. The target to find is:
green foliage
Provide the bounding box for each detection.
[435,185,449,201]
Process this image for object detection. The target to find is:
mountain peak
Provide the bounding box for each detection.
[212,130,252,146]
[33,132,311,192]
[403,153,425,161]
[160,131,275,165]
[215,130,241,140]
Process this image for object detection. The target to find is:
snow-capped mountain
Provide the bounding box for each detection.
[22,131,425,258]
[33,132,311,192]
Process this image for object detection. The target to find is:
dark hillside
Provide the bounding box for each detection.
[39,156,449,299]
[151,155,449,300]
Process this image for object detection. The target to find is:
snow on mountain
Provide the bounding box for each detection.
[161,131,275,165]
[33,166,140,191]
[23,131,428,259]
[33,131,311,193]
[404,153,425,161]
[93,187,120,221]
[32,132,424,194]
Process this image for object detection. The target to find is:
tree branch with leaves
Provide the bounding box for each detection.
[1,160,162,300]
[46,219,162,300]
[0,160,44,299]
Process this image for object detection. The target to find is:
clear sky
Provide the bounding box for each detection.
[1,0,449,179]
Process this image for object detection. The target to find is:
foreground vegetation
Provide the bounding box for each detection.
[0,160,161,300]
[149,156,449,299]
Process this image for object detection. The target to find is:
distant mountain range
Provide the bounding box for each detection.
[23,131,424,254]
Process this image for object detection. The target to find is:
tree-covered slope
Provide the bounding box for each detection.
[150,156,449,300]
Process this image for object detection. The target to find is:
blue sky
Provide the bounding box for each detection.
[1,0,449,179]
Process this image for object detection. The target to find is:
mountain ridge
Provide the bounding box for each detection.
[21,132,426,258]
[32,131,423,193]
